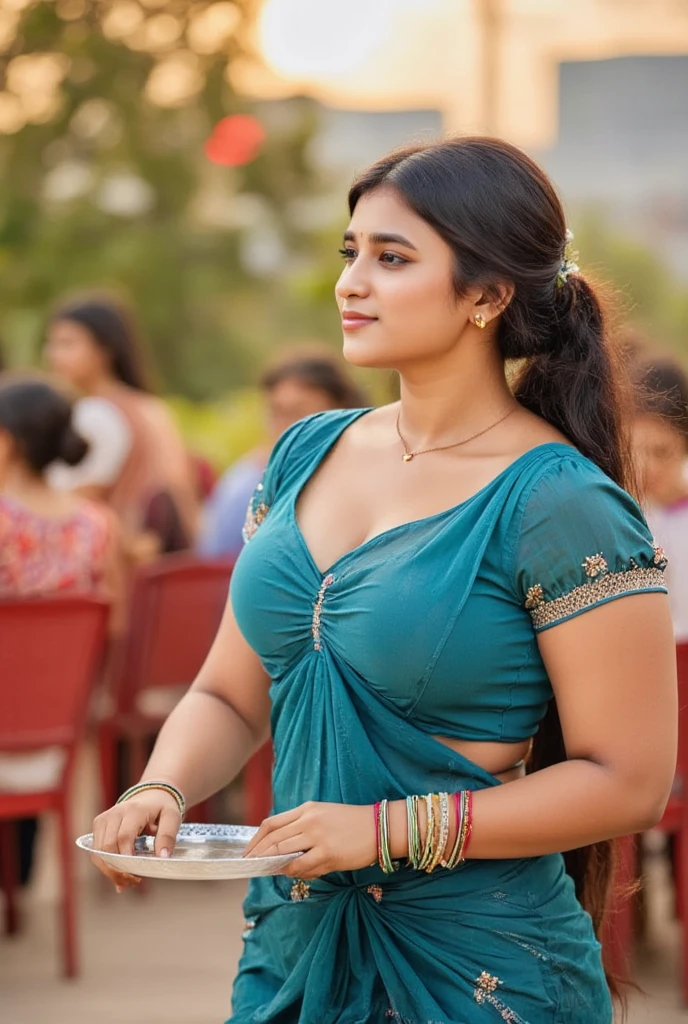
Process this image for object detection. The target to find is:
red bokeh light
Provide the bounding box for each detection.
[204,114,266,166]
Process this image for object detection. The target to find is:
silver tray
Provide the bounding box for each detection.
[76,823,302,880]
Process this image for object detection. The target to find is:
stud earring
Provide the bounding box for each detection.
[473,314,487,329]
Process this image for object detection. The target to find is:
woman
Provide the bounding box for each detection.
[0,375,120,606]
[0,375,122,883]
[91,138,677,1023]
[44,294,198,557]
[632,358,688,640]
[198,349,365,560]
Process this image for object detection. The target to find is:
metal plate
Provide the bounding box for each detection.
[76,823,302,880]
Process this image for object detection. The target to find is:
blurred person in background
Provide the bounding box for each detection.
[197,350,365,560]
[44,294,199,560]
[0,375,123,885]
[632,358,688,640]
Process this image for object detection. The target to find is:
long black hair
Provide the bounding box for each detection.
[349,136,633,997]
[50,294,153,393]
[0,376,88,473]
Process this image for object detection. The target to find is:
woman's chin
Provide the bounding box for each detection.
[342,335,396,370]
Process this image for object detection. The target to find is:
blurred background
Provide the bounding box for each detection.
[1,1,688,1021]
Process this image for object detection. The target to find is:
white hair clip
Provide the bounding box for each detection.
[556,228,580,287]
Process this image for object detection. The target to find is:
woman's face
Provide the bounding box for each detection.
[335,188,477,370]
[631,413,687,506]
[44,319,110,392]
[266,378,338,443]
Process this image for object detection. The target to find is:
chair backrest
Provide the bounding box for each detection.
[675,643,688,784]
[113,554,234,712]
[0,596,109,752]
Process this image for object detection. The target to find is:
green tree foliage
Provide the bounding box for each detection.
[0,0,332,397]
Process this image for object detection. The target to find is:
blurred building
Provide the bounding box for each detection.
[541,55,688,278]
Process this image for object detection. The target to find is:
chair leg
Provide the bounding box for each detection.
[98,722,118,810]
[58,803,78,978]
[678,824,688,1006]
[0,820,20,935]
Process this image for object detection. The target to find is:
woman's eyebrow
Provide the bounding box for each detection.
[343,230,418,251]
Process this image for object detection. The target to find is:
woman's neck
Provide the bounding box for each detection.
[2,463,76,517]
[396,345,515,450]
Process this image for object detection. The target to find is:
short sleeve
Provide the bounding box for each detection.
[513,456,668,633]
[47,398,132,489]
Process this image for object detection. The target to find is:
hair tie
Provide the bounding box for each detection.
[556,229,580,288]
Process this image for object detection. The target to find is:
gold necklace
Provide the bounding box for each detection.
[395,406,517,463]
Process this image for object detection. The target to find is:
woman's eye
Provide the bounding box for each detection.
[380,252,407,266]
[338,247,357,262]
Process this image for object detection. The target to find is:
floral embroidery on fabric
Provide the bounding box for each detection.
[366,884,383,903]
[524,584,544,610]
[242,482,269,543]
[473,971,527,1023]
[526,566,667,631]
[653,542,669,569]
[289,880,310,902]
[581,553,608,578]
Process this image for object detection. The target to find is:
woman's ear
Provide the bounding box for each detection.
[472,283,515,329]
[0,427,14,481]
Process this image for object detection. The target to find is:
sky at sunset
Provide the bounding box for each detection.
[249,0,688,146]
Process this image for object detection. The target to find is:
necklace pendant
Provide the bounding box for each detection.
[402,453,414,463]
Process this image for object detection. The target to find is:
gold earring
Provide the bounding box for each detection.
[473,313,487,329]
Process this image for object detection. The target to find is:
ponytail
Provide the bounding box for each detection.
[511,276,634,492]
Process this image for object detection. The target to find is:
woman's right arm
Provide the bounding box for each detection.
[91,595,271,886]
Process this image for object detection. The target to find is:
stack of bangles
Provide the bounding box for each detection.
[373,791,473,875]
[116,780,186,820]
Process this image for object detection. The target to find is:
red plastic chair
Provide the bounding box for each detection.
[655,641,688,1002]
[604,642,688,1000]
[98,555,234,813]
[0,596,109,978]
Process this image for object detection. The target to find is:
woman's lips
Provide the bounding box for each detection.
[342,313,377,331]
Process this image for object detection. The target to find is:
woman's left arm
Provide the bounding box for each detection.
[245,591,676,875]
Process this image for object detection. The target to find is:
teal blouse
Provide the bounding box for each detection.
[234,408,667,747]
[227,408,668,1024]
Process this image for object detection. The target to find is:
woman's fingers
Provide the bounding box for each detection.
[90,854,141,890]
[154,805,181,858]
[283,850,321,879]
[244,820,308,859]
[243,807,303,856]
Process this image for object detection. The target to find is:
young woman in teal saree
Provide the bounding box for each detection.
[92,138,677,1024]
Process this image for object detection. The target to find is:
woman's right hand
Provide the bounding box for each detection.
[90,789,182,892]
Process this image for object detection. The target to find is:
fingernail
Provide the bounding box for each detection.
[160,847,170,858]
[116,885,123,894]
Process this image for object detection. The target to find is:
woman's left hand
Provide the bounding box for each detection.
[243,801,376,878]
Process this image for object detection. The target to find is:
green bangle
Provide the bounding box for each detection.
[378,799,395,874]
[116,781,186,819]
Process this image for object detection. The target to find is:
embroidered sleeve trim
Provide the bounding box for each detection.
[528,566,667,630]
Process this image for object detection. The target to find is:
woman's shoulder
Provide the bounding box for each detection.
[263,408,371,494]
[519,445,642,525]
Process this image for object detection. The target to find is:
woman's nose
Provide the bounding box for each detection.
[335,264,371,301]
